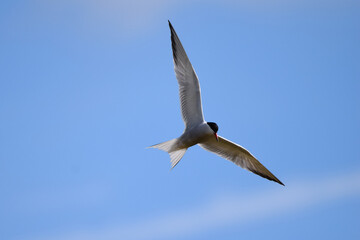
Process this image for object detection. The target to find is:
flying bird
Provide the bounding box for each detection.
[149,21,284,186]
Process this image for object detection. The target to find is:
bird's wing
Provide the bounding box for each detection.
[168,21,204,128]
[199,136,284,185]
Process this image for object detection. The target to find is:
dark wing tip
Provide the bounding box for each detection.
[168,20,175,34]
[277,180,285,186]
[251,169,285,186]
[168,20,179,64]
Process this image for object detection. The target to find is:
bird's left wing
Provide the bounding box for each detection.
[199,136,284,185]
[169,21,205,128]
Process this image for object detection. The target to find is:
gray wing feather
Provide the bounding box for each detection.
[199,136,284,186]
[169,21,204,127]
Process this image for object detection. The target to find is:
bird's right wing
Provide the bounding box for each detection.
[199,136,284,185]
[168,21,205,128]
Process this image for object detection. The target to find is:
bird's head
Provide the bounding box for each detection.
[207,122,219,142]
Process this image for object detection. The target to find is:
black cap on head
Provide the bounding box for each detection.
[207,122,219,133]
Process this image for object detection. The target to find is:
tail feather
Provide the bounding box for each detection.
[170,149,186,169]
[148,139,187,168]
[148,139,178,152]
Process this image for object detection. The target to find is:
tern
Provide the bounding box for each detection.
[149,21,284,186]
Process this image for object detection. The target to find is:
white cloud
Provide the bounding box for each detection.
[31,170,360,240]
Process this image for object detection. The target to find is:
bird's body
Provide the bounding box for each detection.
[149,21,284,186]
[178,122,214,148]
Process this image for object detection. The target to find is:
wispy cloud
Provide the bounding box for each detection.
[35,0,182,36]
[31,170,360,240]
[34,0,358,37]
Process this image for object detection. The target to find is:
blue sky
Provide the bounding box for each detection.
[1,0,359,239]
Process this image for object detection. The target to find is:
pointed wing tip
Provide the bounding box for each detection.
[263,176,285,186]
[270,175,285,186]
[260,175,284,186]
[268,175,284,186]
[250,169,285,186]
[276,179,285,186]
[168,20,177,40]
[168,20,174,31]
[168,21,179,64]
[266,176,285,186]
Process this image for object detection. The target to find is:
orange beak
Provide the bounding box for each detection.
[214,133,219,142]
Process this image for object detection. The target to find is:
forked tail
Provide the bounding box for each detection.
[148,139,187,169]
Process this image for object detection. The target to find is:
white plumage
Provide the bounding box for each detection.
[149,21,284,186]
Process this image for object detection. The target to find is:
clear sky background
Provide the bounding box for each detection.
[1,1,360,239]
